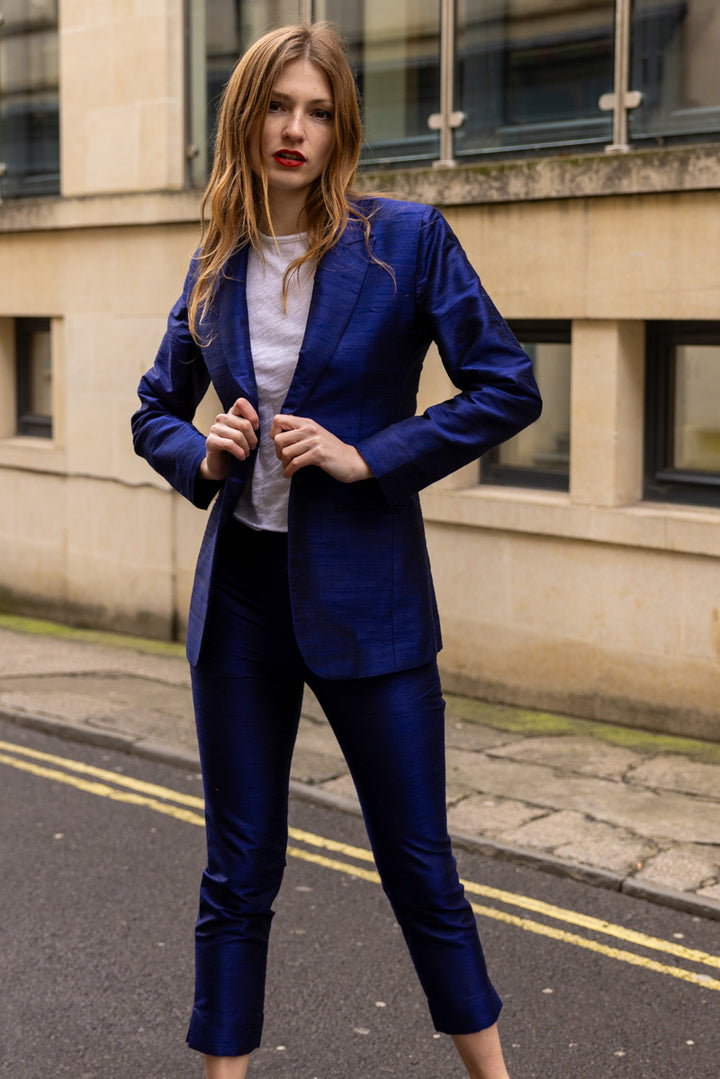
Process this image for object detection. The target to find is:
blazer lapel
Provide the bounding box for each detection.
[204,245,258,408]
[282,224,370,415]
[205,226,369,415]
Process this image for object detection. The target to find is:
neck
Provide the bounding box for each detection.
[264,192,308,237]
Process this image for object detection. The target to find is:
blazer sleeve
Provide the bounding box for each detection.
[131,264,222,509]
[356,206,542,505]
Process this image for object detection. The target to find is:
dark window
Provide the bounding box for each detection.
[455,0,614,159]
[630,0,720,144]
[645,322,720,506]
[16,317,52,437]
[482,321,570,491]
[0,2,60,198]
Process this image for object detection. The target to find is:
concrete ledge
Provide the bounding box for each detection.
[421,486,720,560]
[1,144,718,235]
[355,143,720,206]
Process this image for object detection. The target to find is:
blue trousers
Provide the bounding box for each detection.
[186,519,501,1056]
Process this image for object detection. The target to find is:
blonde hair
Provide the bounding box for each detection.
[188,23,371,341]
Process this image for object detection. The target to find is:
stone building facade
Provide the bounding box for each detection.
[1,1,719,738]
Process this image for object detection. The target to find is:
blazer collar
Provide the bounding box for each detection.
[212,221,370,413]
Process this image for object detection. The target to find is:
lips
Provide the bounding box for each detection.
[273,149,306,168]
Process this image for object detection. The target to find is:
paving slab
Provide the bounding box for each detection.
[626,754,720,800]
[634,846,720,892]
[447,795,547,837]
[497,810,653,876]
[444,749,720,845]
[486,735,644,779]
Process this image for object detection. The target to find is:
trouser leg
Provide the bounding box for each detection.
[187,523,305,1056]
[311,662,502,1034]
[187,668,303,1055]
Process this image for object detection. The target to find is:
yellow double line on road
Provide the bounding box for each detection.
[2,736,720,993]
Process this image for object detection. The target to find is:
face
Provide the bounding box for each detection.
[252,59,336,215]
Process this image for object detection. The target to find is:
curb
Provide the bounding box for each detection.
[4,705,720,924]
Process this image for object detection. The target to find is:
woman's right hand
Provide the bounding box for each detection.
[199,398,259,482]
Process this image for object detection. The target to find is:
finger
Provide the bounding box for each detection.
[231,398,260,429]
[207,432,250,462]
[207,418,256,459]
[214,411,258,449]
[279,447,314,478]
[270,413,303,439]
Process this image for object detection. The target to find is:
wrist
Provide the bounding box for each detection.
[199,456,226,482]
[351,448,373,482]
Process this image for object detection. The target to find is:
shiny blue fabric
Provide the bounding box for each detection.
[131,198,542,679]
[186,520,502,1057]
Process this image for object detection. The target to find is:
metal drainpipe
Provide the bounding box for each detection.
[599,0,643,153]
[300,0,312,25]
[427,0,465,168]
[0,11,5,201]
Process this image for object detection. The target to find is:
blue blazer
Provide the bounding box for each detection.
[132,199,541,678]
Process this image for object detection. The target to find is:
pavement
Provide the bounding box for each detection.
[2,612,720,922]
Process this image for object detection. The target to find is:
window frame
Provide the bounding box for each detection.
[644,320,720,507]
[481,319,571,493]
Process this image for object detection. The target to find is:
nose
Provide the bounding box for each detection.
[283,109,305,141]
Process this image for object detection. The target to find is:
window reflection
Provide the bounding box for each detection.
[0,0,59,197]
[631,0,720,140]
[194,2,720,175]
[319,0,440,164]
[673,344,720,473]
[456,0,614,157]
[484,325,571,490]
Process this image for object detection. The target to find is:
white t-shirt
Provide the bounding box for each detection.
[233,232,315,532]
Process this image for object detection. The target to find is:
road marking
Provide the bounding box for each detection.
[0,750,205,827]
[2,736,720,992]
[288,844,720,992]
[0,738,205,808]
[288,824,720,971]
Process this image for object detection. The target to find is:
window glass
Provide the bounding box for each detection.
[0,0,59,197]
[455,0,614,158]
[206,0,301,124]
[630,0,720,141]
[191,1,301,182]
[319,0,440,164]
[16,318,52,437]
[645,323,720,505]
[483,324,570,490]
[673,344,720,473]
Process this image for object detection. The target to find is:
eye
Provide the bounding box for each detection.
[268,99,284,113]
[313,108,333,122]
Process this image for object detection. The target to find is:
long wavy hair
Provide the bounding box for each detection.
[188,23,371,341]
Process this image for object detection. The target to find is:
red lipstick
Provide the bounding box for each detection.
[273,150,306,168]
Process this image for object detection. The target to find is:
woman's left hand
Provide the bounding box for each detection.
[271,414,373,484]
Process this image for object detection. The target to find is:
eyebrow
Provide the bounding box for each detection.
[270,90,334,107]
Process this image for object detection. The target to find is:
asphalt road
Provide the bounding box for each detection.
[1,717,719,1079]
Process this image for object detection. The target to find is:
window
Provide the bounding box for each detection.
[0,0,60,198]
[16,317,52,437]
[630,0,720,143]
[645,322,720,506]
[194,2,720,174]
[455,0,614,159]
[320,0,441,165]
[188,0,302,184]
[482,322,571,491]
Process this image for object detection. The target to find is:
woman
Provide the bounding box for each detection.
[132,22,541,1079]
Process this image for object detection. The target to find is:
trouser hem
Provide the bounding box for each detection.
[186,1018,263,1057]
[430,989,503,1036]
